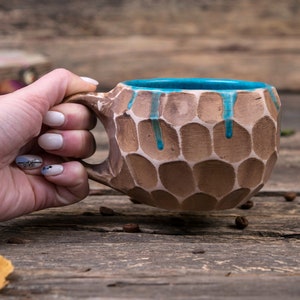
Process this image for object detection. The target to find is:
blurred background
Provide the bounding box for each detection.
[0,0,299,191]
[0,0,299,92]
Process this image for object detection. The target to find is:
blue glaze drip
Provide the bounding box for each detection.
[127,90,137,109]
[266,85,280,110]
[219,91,238,139]
[126,89,164,150]
[124,78,280,145]
[150,92,164,150]
[151,119,164,150]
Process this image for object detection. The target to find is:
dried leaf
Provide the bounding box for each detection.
[0,255,14,289]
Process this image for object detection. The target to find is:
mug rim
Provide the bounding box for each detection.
[122,77,271,92]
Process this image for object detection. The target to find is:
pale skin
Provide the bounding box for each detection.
[0,69,98,221]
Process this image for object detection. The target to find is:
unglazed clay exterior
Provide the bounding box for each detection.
[67,78,281,211]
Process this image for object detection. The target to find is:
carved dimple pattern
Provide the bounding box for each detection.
[126,154,158,189]
[159,161,195,197]
[252,116,277,160]
[181,123,212,161]
[163,92,197,126]
[213,121,251,163]
[234,92,265,126]
[103,85,280,211]
[116,115,138,152]
[138,120,180,161]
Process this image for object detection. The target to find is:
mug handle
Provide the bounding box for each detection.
[64,92,119,186]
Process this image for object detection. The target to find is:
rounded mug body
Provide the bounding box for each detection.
[68,78,281,211]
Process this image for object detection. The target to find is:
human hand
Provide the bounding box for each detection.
[0,69,99,221]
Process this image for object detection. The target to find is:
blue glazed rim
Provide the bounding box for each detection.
[123,78,279,147]
[122,78,271,92]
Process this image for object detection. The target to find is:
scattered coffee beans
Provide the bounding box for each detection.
[284,192,297,202]
[192,249,206,254]
[6,237,26,244]
[235,216,249,229]
[123,223,140,233]
[238,200,254,210]
[99,206,115,216]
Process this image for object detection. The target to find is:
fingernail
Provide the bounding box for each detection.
[43,111,65,127]
[41,164,64,176]
[80,76,99,86]
[15,155,43,169]
[38,133,63,150]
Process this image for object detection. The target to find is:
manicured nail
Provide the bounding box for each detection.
[15,155,43,169]
[80,76,99,86]
[41,164,64,176]
[38,133,63,150]
[43,111,65,127]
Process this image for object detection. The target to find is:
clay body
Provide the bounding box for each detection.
[68,78,281,211]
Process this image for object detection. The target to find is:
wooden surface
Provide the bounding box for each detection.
[1,0,300,92]
[0,1,299,298]
[0,94,299,299]
[2,36,299,93]
[1,194,299,299]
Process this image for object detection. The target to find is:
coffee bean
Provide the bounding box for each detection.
[284,192,297,202]
[235,216,249,229]
[6,237,26,244]
[192,249,205,254]
[238,200,254,210]
[81,268,91,272]
[82,211,95,216]
[99,206,115,216]
[123,223,140,233]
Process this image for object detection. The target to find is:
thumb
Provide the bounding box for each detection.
[12,68,99,116]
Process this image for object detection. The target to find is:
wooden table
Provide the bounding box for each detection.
[0,94,299,299]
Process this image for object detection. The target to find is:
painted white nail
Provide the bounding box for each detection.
[41,164,64,176]
[43,111,65,127]
[15,155,43,169]
[80,76,99,86]
[38,133,63,150]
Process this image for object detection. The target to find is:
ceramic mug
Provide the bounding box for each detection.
[66,78,281,211]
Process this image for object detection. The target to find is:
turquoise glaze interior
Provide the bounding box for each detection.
[123,78,278,150]
[123,78,269,92]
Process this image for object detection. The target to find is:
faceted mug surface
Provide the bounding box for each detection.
[67,78,281,211]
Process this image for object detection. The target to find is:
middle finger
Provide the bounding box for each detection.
[38,130,96,158]
[43,103,97,130]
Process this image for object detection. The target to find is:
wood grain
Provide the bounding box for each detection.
[0,193,299,299]
[0,2,299,298]
[1,1,300,91]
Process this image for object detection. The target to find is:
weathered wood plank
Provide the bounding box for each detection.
[2,0,300,38]
[2,36,300,92]
[2,273,299,300]
[0,2,299,298]
[0,194,299,299]
[2,272,300,300]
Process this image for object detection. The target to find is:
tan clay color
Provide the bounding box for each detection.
[67,78,281,211]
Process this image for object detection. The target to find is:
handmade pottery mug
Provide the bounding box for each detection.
[66,78,281,211]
